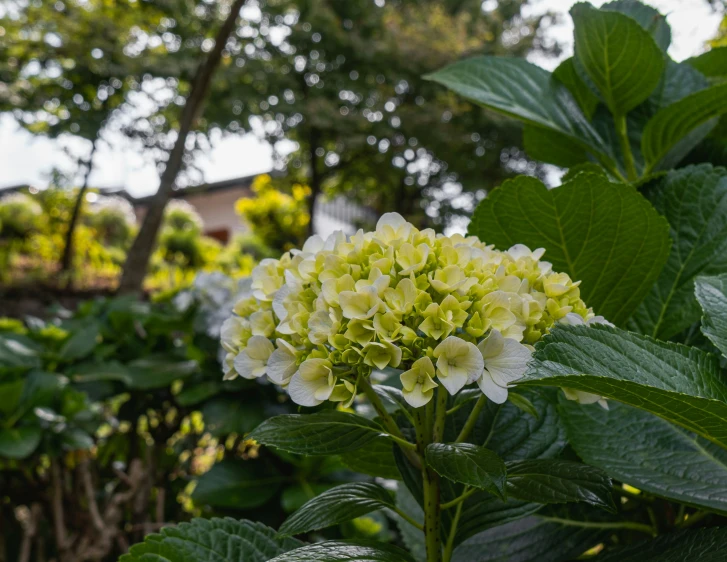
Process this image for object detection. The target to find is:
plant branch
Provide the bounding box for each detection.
[358,374,421,468]
[432,387,448,443]
[443,489,466,562]
[50,460,69,559]
[455,395,487,443]
[537,516,655,536]
[414,406,442,562]
[440,488,477,510]
[393,507,424,531]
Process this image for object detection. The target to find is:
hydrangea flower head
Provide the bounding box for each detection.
[223,213,596,408]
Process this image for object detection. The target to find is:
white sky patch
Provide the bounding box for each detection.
[0,0,723,195]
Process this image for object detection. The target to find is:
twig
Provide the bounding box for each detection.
[50,460,69,558]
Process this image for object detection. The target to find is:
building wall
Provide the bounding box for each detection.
[134,185,251,244]
[184,186,250,242]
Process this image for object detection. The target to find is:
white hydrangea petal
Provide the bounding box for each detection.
[302,234,325,254]
[288,371,324,407]
[376,212,407,231]
[560,313,586,326]
[403,384,434,408]
[234,351,264,380]
[477,329,505,360]
[477,371,509,404]
[484,338,531,387]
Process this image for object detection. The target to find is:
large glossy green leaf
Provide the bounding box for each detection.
[468,174,670,325]
[629,165,727,339]
[339,436,400,480]
[425,56,614,164]
[451,514,605,562]
[522,324,727,450]
[279,483,395,537]
[561,399,727,514]
[191,459,282,510]
[425,443,507,499]
[642,83,727,172]
[695,275,727,357]
[0,426,42,459]
[505,459,615,511]
[597,528,727,562]
[686,47,727,78]
[120,518,303,562]
[601,0,671,52]
[268,541,415,562]
[571,2,664,115]
[249,411,385,455]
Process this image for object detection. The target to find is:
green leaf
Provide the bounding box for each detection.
[175,380,221,406]
[641,83,727,171]
[0,379,24,416]
[249,411,385,455]
[68,361,133,385]
[468,174,671,325]
[561,399,727,514]
[0,334,41,369]
[505,459,615,511]
[629,165,727,339]
[523,126,589,168]
[425,56,614,164]
[695,275,727,357]
[553,58,599,119]
[451,514,605,562]
[571,2,664,115]
[596,528,727,562]
[191,459,282,510]
[601,0,671,52]
[340,436,400,480]
[279,482,395,537]
[120,518,303,562]
[125,356,198,390]
[267,541,415,562]
[456,495,542,545]
[0,426,42,459]
[201,396,265,437]
[522,324,727,450]
[395,485,426,561]
[506,392,539,419]
[686,47,727,78]
[425,443,507,499]
[58,322,100,361]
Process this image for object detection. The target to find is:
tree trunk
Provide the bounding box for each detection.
[117,0,246,294]
[306,127,321,238]
[60,139,98,285]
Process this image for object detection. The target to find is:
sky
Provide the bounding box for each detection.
[0,0,722,197]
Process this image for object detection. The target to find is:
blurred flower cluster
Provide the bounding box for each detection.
[221,213,598,408]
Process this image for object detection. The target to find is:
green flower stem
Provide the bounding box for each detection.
[455,394,487,443]
[442,487,467,562]
[415,404,442,562]
[537,516,655,536]
[615,113,638,181]
[440,487,477,511]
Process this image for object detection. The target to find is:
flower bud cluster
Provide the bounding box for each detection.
[221,213,595,408]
